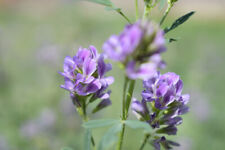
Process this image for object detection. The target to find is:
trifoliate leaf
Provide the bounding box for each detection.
[85,0,112,7]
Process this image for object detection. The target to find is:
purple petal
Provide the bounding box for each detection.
[126,61,158,80]
[89,45,99,59]
[76,48,91,62]
[156,83,169,97]
[60,78,74,92]
[175,79,183,95]
[141,91,154,102]
[178,105,189,115]
[63,56,75,72]
[85,79,102,94]
[157,126,177,135]
[164,117,183,126]
[163,87,175,106]
[83,58,97,77]
[160,72,180,85]
[100,76,114,86]
[152,30,166,53]
[92,99,112,113]
[97,55,107,78]
[131,99,145,113]
[179,94,190,104]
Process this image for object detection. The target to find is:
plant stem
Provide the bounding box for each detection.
[143,5,151,19]
[77,103,96,149]
[116,123,126,150]
[139,134,150,150]
[160,3,173,26]
[116,77,136,150]
[116,10,132,24]
[122,77,129,120]
[125,80,136,119]
[91,136,96,148]
[135,0,139,20]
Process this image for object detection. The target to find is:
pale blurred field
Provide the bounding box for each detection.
[0,0,225,150]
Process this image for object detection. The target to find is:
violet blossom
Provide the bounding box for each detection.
[59,46,114,112]
[132,72,189,149]
[103,20,166,80]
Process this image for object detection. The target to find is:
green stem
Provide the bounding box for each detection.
[135,0,139,20]
[116,77,136,150]
[160,3,173,26]
[116,10,131,24]
[116,123,126,150]
[122,77,129,120]
[77,102,96,149]
[125,80,136,119]
[139,134,150,150]
[143,5,151,19]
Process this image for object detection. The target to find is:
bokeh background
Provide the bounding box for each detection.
[0,0,225,149]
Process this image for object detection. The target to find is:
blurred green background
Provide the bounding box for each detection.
[0,0,225,149]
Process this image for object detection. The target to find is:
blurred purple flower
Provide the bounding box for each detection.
[103,20,166,80]
[103,23,143,62]
[0,136,10,150]
[20,109,56,138]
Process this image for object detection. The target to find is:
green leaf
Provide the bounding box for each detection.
[85,0,112,7]
[168,38,178,43]
[125,120,152,132]
[83,119,120,129]
[84,0,120,10]
[84,129,92,150]
[98,124,122,150]
[61,147,73,150]
[104,6,121,11]
[164,11,195,33]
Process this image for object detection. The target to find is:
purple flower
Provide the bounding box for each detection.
[103,24,143,62]
[92,99,112,113]
[143,72,189,110]
[152,136,180,150]
[103,20,166,80]
[59,46,114,96]
[131,72,189,149]
[89,84,113,113]
[131,98,150,120]
[156,125,177,135]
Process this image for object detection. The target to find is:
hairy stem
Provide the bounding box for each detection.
[139,134,150,150]
[160,3,173,26]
